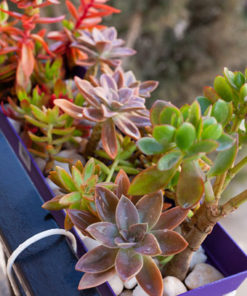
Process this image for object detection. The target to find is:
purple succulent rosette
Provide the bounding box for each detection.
[68,184,188,296]
[72,27,136,67]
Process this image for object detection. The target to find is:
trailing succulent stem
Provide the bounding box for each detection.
[85,123,102,158]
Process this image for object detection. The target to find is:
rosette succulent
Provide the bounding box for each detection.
[72,27,136,67]
[55,72,153,158]
[73,189,188,296]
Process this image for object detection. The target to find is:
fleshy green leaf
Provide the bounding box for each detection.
[240,83,247,102]
[176,160,204,209]
[153,125,176,145]
[129,166,176,195]
[189,140,219,154]
[137,137,164,155]
[197,96,212,115]
[201,123,222,140]
[59,192,81,206]
[214,76,233,102]
[208,141,238,177]
[56,166,77,192]
[188,101,201,128]
[211,100,232,126]
[42,196,64,211]
[159,106,182,127]
[158,151,182,171]
[175,122,196,150]
[150,100,171,125]
[217,134,235,151]
[83,158,95,181]
[31,105,47,122]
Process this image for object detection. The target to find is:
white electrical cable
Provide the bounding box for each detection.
[6,229,77,296]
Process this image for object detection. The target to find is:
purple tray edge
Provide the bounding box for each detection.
[1,110,246,296]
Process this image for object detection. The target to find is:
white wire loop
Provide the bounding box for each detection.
[6,229,77,296]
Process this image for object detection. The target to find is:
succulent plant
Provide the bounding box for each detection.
[55,72,151,158]
[72,189,188,296]
[42,159,107,228]
[72,27,136,68]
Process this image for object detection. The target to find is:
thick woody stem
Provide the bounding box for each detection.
[85,123,102,158]
[164,202,220,280]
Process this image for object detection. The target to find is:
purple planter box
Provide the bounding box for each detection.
[1,109,247,296]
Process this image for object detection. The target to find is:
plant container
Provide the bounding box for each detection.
[0,109,246,296]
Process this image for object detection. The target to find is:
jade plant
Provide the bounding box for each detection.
[2,1,247,296]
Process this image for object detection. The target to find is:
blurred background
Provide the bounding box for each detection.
[1,0,247,294]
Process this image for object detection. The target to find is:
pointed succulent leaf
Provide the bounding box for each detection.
[42,196,64,211]
[78,267,115,290]
[128,223,148,242]
[28,132,48,143]
[208,141,238,177]
[49,170,66,190]
[87,222,119,248]
[115,169,130,198]
[31,105,47,122]
[72,166,83,188]
[24,115,47,128]
[214,76,233,102]
[158,151,182,171]
[102,119,118,159]
[95,186,119,223]
[83,158,95,181]
[54,99,84,119]
[175,123,196,150]
[56,166,77,192]
[153,125,176,145]
[135,233,161,256]
[114,237,136,248]
[76,245,118,273]
[51,127,75,135]
[83,107,105,122]
[176,160,204,209]
[152,206,189,230]
[216,134,235,151]
[139,80,159,97]
[196,96,212,115]
[59,192,81,206]
[188,101,201,128]
[152,230,188,255]
[189,140,219,154]
[233,72,245,89]
[136,191,163,229]
[116,195,139,230]
[68,209,100,235]
[116,249,143,281]
[224,67,237,89]
[136,256,163,296]
[114,116,141,140]
[129,166,176,195]
[137,137,164,155]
